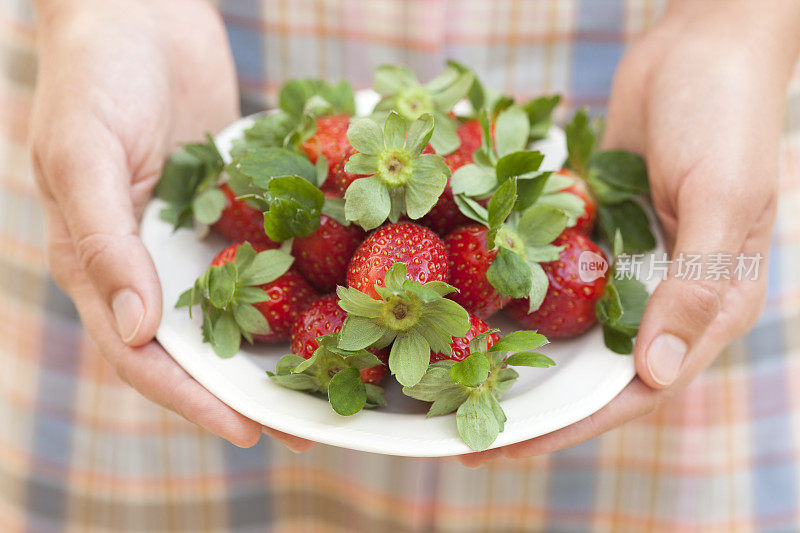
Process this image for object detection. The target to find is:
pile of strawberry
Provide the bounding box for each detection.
[158,63,654,451]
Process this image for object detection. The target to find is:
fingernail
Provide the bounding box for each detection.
[111,289,145,344]
[646,334,687,386]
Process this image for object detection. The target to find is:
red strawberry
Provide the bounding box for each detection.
[347,222,449,299]
[290,295,387,384]
[443,224,510,319]
[212,242,317,342]
[505,230,606,339]
[322,147,367,197]
[420,120,483,235]
[212,184,280,249]
[557,169,596,235]
[291,213,366,293]
[430,312,500,363]
[300,114,351,173]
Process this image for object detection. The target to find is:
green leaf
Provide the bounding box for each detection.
[614,277,649,329]
[518,205,570,247]
[290,353,318,374]
[504,351,555,368]
[268,372,319,391]
[207,264,237,308]
[523,244,563,263]
[487,178,517,241]
[402,280,443,304]
[494,106,530,156]
[344,153,379,175]
[450,353,490,387]
[336,286,383,318]
[427,386,470,417]
[345,352,384,371]
[524,95,560,141]
[406,166,448,219]
[424,298,471,337]
[374,65,419,95]
[233,147,317,189]
[338,315,387,350]
[525,261,549,312]
[420,280,458,297]
[489,330,549,352]
[210,312,241,358]
[365,384,387,407]
[383,263,408,292]
[534,191,587,226]
[588,150,649,195]
[401,364,456,402]
[275,353,307,375]
[429,66,474,111]
[239,249,294,286]
[236,286,269,304]
[495,151,545,185]
[451,164,496,197]
[430,111,460,155]
[344,177,391,230]
[514,172,551,211]
[328,368,367,416]
[321,196,349,226]
[389,331,432,387]
[262,176,325,241]
[347,118,384,155]
[232,303,271,335]
[486,247,531,298]
[456,393,502,451]
[383,111,407,150]
[565,109,597,175]
[192,187,226,225]
[602,324,634,354]
[453,195,490,226]
[404,113,435,154]
[175,287,201,308]
[597,201,656,253]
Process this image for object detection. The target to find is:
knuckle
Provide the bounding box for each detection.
[679,281,722,325]
[75,233,116,274]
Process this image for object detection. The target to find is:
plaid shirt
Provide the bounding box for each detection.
[2,0,800,531]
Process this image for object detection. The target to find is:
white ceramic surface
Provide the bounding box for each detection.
[140,92,664,456]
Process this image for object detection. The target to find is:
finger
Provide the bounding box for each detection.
[33,117,162,347]
[262,427,317,453]
[458,448,503,468]
[633,171,762,389]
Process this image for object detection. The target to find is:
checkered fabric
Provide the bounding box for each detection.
[2,0,800,531]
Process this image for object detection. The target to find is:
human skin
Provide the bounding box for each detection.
[459,0,800,467]
[30,0,311,451]
[31,0,800,459]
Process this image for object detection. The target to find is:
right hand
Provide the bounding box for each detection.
[30,0,314,451]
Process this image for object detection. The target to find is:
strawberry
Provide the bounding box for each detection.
[291,295,387,384]
[300,114,351,173]
[347,221,449,300]
[443,224,509,319]
[212,184,280,248]
[176,242,317,357]
[561,174,596,235]
[505,230,607,339]
[420,120,483,235]
[323,147,367,197]
[291,213,366,293]
[430,312,500,363]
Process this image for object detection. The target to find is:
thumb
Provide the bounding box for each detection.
[633,177,754,389]
[36,121,163,347]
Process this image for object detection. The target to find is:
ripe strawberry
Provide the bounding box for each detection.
[322,147,366,197]
[300,114,351,173]
[505,230,607,339]
[556,169,596,235]
[347,222,449,299]
[430,312,500,363]
[443,224,510,319]
[211,242,317,342]
[420,120,483,235]
[291,295,387,384]
[291,213,365,293]
[212,184,280,249]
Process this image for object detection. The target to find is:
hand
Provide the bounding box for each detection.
[30,0,314,452]
[460,0,800,467]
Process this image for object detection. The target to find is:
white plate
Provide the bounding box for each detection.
[140,91,664,457]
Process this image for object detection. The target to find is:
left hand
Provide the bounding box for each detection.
[459,0,800,468]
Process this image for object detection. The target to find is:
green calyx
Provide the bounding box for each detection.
[336,263,471,387]
[175,242,294,358]
[226,147,325,242]
[155,135,226,229]
[596,231,651,354]
[343,112,451,230]
[403,329,555,451]
[372,63,474,155]
[564,109,656,253]
[268,334,386,416]
[231,78,356,157]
